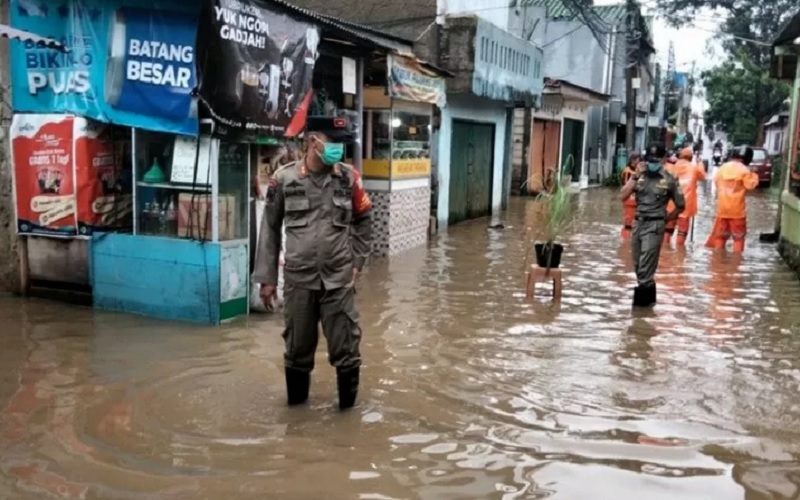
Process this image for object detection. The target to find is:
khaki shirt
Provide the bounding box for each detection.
[634,168,685,220]
[252,160,373,290]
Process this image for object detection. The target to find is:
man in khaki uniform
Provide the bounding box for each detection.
[253,116,372,410]
[620,143,684,307]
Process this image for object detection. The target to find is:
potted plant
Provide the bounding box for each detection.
[531,177,575,269]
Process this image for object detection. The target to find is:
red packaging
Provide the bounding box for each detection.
[11,114,77,237]
[73,118,132,234]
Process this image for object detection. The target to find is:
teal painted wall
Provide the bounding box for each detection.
[92,233,221,324]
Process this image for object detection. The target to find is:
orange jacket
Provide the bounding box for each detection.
[713,160,758,219]
[666,159,706,217]
[621,166,637,207]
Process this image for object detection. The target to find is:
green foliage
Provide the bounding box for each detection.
[535,176,575,245]
[603,170,622,187]
[701,52,790,145]
[656,0,793,143]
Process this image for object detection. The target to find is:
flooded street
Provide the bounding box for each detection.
[4,185,800,499]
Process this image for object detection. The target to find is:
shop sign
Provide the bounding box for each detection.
[9,0,199,136]
[11,113,133,237]
[196,0,319,139]
[392,158,431,178]
[387,55,445,107]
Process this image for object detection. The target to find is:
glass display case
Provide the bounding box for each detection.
[390,106,432,179]
[133,127,249,242]
[392,110,431,160]
[92,122,252,325]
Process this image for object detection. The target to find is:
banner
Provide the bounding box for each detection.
[11,114,78,237]
[197,0,318,138]
[388,55,445,106]
[10,0,199,135]
[73,118,133,235]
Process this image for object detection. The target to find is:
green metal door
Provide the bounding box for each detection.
[561,118,585,182]
[449,120,495,224]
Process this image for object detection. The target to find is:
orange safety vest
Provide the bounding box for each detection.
[666,159,706,218]
[714,161,758,219]
[621,166,637,207]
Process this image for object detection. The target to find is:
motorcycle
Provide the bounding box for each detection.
[712,148,723,167]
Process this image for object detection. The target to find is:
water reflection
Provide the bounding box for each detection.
[1,188,800,498]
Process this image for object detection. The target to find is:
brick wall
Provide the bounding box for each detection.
[0,0,20,293]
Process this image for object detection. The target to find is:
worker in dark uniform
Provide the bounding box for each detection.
[253,116,373,410]
[620,143,685,307]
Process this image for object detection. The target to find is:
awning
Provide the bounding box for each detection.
[0,24,66,52]
[543,78,610,106]
[770,10,800,80]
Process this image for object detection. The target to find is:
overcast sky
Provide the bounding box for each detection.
[595,0,725,113]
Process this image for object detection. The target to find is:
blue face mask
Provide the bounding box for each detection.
[646,162,661,173]
[318,143,344,166]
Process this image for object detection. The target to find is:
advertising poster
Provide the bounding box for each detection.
[387,55,445,106]
[11,114,78,237]
[196,0,319,138]
[10,0,199,135]
[73,118,133,235]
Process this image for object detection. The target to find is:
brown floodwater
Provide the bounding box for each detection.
[3,185,800,499]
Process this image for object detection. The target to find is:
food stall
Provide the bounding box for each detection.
[91,121,251,324]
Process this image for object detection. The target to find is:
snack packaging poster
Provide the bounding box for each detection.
[11,114,77,237]
[73,118,133,234]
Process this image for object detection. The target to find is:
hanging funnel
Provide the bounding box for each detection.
[143,158,166,184]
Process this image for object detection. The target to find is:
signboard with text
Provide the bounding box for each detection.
[387,55,445,106]
[10,0,199,135]
[11,114,78,237]
[197,0,319,139]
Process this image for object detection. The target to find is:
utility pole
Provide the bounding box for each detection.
[624,0,638,151]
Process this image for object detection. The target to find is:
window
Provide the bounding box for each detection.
[392,111,431,161]
[752,149,767,161]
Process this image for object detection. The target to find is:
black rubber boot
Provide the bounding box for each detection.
[285,368,310,406]
[336,367,360,410]
[632,284,657,308]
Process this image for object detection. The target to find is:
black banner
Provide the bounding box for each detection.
[197,0,319,138]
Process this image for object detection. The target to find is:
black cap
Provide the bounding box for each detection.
[305,116,355,143]
[644,142,667,163]
[731,146,754,166]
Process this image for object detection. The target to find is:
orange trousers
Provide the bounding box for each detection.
[664,217,692,245]
[705,217,746,252]
[622,205,636,239]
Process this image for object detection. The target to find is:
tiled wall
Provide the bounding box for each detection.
[368,186,431,257]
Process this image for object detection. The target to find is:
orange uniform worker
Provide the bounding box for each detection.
[620,153,641,239]
[705,146,759,252]
[664,147,706,245]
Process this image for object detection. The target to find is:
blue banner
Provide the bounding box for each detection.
[10,0,200,136]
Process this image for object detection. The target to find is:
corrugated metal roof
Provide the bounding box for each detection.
[774,10,800,46]
[520,0,627,24]
[0,23,66,51]
[269,0,415,55]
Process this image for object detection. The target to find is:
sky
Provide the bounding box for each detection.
[595,0,723,113]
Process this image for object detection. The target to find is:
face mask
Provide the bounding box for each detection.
[646,162,661,173]
[318,142,344,166]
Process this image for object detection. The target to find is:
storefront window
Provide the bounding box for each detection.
[134,131,248,241]
[217,141,249,241]
[392,111,431,160]
[371,110,392,160]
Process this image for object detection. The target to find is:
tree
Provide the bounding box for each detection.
[656,0,794,144]
[701,52,790,144]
